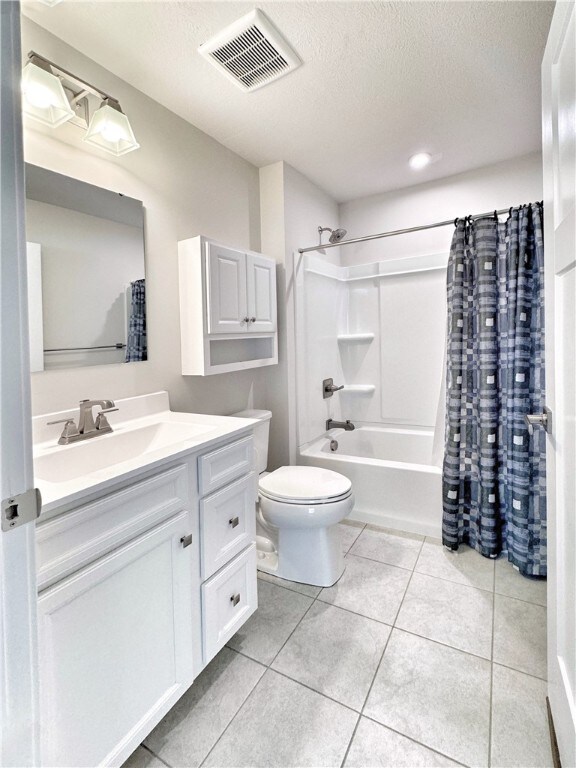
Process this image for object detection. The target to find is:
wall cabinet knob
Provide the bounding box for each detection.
[230,593,241,606]
[250,317,256,323]
[229,516,239,528]
[180,534,193,548]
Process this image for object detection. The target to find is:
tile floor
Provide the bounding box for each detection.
[124,521,551,768]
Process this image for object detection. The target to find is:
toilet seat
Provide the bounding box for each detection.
[258,465,352,505]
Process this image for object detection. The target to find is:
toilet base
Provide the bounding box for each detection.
[275,524,344,587]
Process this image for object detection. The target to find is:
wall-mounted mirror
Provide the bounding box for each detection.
[25,164,146,371]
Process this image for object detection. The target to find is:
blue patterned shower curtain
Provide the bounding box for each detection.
[442,204,546,577]
[125,279,147,362]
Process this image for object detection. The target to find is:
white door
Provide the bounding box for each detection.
[38,512,195,768]
[0,3,40,766]
[206,242,248,334]
[246,254,277,332]
[542,2,576,765]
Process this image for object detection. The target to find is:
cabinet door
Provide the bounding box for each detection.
[206,242,248,334]
[38,512,195,768]
[246,254,277,332]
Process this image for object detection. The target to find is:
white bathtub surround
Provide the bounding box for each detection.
[300,425,442,537]
[126,526,551,768]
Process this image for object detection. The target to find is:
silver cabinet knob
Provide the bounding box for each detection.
[229,516,239,528]
[242,317,250,323]
[180,534,193,548]
[230,593,241,606]
[250,317,256,323]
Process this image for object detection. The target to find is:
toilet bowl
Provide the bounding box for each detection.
[232,409,354,587]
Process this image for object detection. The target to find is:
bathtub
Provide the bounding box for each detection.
[299,425,443,538]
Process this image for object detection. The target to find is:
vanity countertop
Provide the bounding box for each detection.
[33,391,257,517]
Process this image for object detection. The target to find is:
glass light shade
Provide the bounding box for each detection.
[22,61,75,127]
[84,103,140,156]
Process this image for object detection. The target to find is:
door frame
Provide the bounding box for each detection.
[0,2,40,765]
[542,1,576,765]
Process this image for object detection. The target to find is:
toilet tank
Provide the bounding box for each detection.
[232,409,272,474]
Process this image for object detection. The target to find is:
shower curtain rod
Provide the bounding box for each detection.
[298,206,516,254]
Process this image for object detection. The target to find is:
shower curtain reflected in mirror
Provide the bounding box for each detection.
[442,204,546,577]
[125,278,147,362]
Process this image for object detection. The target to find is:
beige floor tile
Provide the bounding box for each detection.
[491,664,553,767]
[493,593,547,678]
[350,526,423,570]
[272,602,390,710]
[203,670,358,767]
[143,647,264,768]
[318,554,410,624]
[415,541,495,591]
[495,557,547,606]
[395,572,493,658]
[364,629,491,767]
[344,717,461,767]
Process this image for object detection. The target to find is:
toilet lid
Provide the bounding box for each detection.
[259,466,352,503]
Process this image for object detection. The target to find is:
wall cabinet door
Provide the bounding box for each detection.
[38,512,195,768]
[246,253,277,333]
[206,242,248,334]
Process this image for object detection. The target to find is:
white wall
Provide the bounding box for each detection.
[259,161,340,467]
[339,152,543,264]
[23,19,267,419]
[26,200,143,369]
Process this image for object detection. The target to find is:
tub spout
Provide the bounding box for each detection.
[326,418,355,431]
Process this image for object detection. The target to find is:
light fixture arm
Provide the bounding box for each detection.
[27,51,116,104]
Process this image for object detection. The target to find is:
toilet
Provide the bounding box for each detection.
[233,409,354,587]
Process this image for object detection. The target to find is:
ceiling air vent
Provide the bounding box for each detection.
[198,9,301,93]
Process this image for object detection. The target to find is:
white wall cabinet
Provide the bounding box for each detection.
[180,236,278,375]
[36,430,257,767]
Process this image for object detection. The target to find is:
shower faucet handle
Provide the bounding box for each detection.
[323,378,345,398]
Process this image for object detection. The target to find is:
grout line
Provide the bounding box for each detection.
[339,713,362,768]
[270,667,360,715]
[343,550,418,573]
[488,584,497,768]
[360,715,471,768]
[491,660,548,683]
[139,743,172,768]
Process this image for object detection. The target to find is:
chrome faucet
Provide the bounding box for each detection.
[48,399,118,445]
[78,399,116,435]
[326,418,355,431]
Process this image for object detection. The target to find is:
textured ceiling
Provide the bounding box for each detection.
[22,1,554,202]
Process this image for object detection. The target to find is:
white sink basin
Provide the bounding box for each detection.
[35,421,213,483]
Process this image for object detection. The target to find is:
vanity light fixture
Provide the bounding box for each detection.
[408,152,432,170]
[84,98,140,156]
[22,55,75,127]
[22,51,140,156]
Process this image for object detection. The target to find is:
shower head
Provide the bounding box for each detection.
[318,226,348,245]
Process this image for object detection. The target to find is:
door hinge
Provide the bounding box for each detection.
[1,488,42,532]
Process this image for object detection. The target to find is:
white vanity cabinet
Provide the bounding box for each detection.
[35,425,257,768]
[179,236,278,375]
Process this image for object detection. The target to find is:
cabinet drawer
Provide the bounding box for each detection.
[202,544,257,664]
[201,473,256,580]
[198,436,254,496]
[37,464,191,591]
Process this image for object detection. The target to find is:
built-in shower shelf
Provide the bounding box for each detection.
[337,333,375,343]
[342,385,376,394]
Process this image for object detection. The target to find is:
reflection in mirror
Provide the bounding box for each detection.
[25,164,147,371]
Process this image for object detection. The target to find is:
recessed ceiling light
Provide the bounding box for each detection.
[409,152,432,170]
